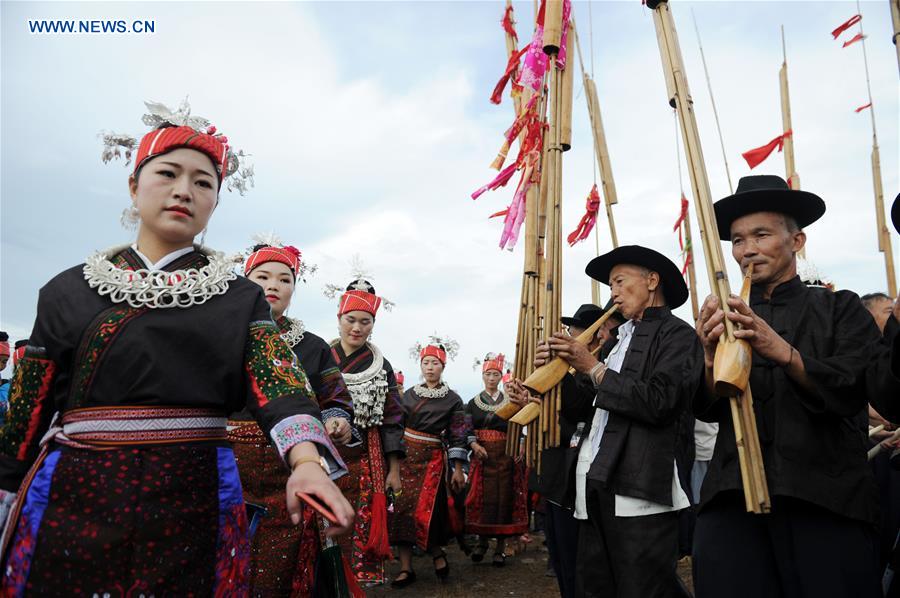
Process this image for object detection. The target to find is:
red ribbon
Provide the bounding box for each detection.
[842,32,865,48]
[831,14,861,39]
[673,194,689,250]
[491,46,529,105]
[741,129,792,170]
[502,4,518,41]
[567,185,601,246]
[855,102,873,113]
[489,208,509,219]
[471,163,518,200]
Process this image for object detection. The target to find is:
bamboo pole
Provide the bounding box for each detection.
[891,0,900,76]
[648,0,770,513]
[684,207,700,322]
[855,0,897,296]
[779,27,799,193]
[779,27,804,259]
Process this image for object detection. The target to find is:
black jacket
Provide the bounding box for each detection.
[695,277,880,525]
[867,315,900,422]
[585,306,703,506]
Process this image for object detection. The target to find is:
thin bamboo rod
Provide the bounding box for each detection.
[691,9,733,194]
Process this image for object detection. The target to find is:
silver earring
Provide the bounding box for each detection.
[199,228,208,247]
[120,205,140,230]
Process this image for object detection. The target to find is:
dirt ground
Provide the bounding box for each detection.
[366,534,694,597]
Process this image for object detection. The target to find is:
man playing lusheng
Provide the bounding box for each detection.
[522,245,702,598]
[693,175,882,598]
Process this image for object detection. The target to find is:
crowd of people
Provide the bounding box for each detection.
[0,105,898,598]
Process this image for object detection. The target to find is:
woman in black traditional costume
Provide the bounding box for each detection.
[0,101,353,596]
[230,237,355,596]
[327,278,405,587]
[390,338,468,587]
[465,353,528,567]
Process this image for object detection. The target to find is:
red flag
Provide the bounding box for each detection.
[855,102,872,113]
[831,14,861,39]
[741,130,792,170]
[502,5,518,41]
[567,185,601,246]
[842,33,866,48]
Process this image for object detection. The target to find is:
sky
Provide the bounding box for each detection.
[1,1,898,400]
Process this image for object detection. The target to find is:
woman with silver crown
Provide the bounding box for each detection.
[390,337,468,588]
[326,276,405,587]
[464,353,528,567]
[0,100,352,595]
[229,235,355,596]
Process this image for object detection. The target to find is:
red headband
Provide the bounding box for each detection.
[420,345,447,365]
[0,341,8,359]
[244,246,302,278]
[396,371,405,385]
[12,345,25,367]
[338,290,382,317]
[135,125,229,181]
[482,353,505,373]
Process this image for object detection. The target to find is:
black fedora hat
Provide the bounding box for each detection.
[585,245,689,309]
[713,175,826,241]
[561,304,602,329]
[892,193,899,235]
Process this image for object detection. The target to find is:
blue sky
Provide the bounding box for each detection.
[2,1,898,400]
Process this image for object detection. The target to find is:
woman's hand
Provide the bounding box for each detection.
[286,443,354,537]
[450,467,466,494]
[471,442,488,461]
[325,417,352,446]
[385,468,402,494]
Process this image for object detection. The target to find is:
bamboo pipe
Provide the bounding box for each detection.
[891,0,900,76]
[683,207,700,322]
[872,144,897,296]
[779,27,804,260]
[649,0,769,513]
[560,23,575,151]
[543,0,563,54]
[869,424,886,437]
[868,428,900,460]
[779,28,799,193]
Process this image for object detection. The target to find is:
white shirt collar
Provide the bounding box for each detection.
[131,244,195,271]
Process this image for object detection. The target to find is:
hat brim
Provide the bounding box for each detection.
[892,193,899,236]
[585,245,689,309]
[713,189,825,241]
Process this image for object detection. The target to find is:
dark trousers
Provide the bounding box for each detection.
[694,493,881,598]
[576,484,685,598]
[545,501,579,598]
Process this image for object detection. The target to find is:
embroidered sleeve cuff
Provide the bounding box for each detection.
[467,435,477,446]
[448,447,469,462]
[321,407,351,423]
[270,415,348,480]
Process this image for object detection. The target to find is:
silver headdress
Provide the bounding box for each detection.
[409,334,460,362]
[797,257,834,291]
[323,255,395,310]
[232,232,318,283]
[100,97,254,196]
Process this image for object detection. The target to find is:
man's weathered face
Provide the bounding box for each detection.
[730,211,805,284]
[609,264,659,320]
[866,296,894,333]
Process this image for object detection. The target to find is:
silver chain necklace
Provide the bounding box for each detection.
[83,244,236,309]
[280,317,306,347]
[413,383,450,399]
